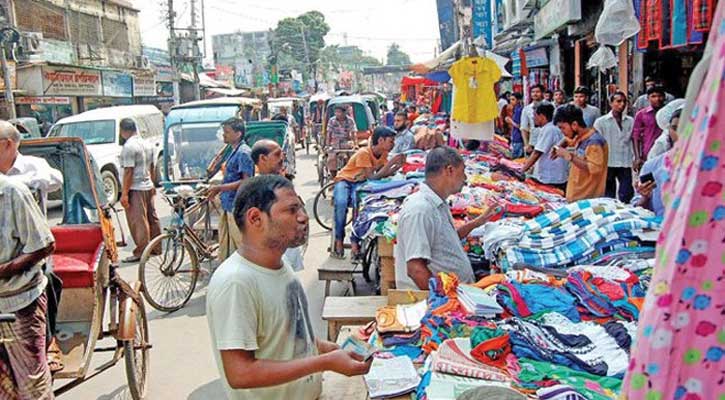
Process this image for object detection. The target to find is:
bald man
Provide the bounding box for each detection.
[251,139,285,175]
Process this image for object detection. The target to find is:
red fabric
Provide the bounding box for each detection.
[470,333,511,369]
[693,0,714,31]
[646,0,662,42]
[400,76,438,87]
[432,92,443,113]
[51,225,103,288]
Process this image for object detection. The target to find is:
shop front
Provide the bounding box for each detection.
[81,70,134,111]
[16,64,102,120]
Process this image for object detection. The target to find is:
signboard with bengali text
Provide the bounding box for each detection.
[42,66,102,97]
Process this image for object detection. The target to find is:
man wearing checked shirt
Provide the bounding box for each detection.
[208,118,255,261]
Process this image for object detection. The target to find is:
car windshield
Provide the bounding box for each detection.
[168,123,225,180]
[55,120,116,145]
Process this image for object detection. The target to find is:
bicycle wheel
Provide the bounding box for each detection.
[124,283,150,400]
[139,232,199,312]
[313,181,354,231]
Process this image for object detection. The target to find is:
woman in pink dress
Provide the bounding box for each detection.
[622,4,725,400]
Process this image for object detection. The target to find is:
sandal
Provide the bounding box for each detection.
[330,249,345,259]
[47,339,64,374]
[350,252,363,264]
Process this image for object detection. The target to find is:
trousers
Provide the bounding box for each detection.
[605,167,634,203]
[333,181,362,242]
[126,190,161,258]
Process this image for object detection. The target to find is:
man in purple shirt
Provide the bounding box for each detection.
[632,86,665,171]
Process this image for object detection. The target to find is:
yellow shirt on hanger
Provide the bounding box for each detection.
[448,56,502,124]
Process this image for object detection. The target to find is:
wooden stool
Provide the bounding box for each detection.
[318,257,359,297]
[321,296,387,341]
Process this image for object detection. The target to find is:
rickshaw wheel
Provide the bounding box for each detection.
[313,181,354,231]
[139,233,199,312]
[124,284,150,400]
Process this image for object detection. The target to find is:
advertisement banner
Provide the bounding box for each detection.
[437,0,458,51]
[102,70,133,97]
[42,66,102,96]
[156,81,174,97]
[524,47,549,68]
[133,73,156,97]
[472,0,493,48]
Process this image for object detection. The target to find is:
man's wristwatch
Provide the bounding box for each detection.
[565,151,574,162]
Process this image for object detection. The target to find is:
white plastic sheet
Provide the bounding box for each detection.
[587,46,618,73]
[595,0,641,46]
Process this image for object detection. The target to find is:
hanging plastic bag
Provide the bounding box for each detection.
[595,0,641,46]
[587,46,618,73]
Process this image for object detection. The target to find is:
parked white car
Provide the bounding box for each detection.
[49,105,165,204]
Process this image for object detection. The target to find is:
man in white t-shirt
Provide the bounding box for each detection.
[206,175,371,400]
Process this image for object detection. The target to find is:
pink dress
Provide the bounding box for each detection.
[622,6,725,400]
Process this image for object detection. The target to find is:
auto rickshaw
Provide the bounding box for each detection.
[163,97,263,182]
[19,137,150,399]
[318,95,376,187]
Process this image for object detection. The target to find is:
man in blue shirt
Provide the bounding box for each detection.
[521,103,569,192]
[504,92,524,158]
[209,118,255,261]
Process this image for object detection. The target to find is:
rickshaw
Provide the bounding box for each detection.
[19,137,150,399]
[162,97,263,182]
[360,94,381,124]
[267,97,306,151]
[317,95,376,189]
[308,92,331,148]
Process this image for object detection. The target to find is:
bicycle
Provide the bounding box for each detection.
[139,185,218,312]
[316,146,355,191]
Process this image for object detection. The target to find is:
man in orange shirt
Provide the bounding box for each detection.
[332,127,404,259]
[551,105,609,202]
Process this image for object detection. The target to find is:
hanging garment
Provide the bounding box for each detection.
[671,0,688,47]
[693,0,715,31]
[449,56,502,123]
[688,0,706,44]
[645,0,662,42]
[622,4,725,399]
[450,119,495,141]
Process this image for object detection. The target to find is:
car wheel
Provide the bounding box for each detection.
[101,170,120,205]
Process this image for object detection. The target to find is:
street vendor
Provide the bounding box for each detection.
[206,175,371,400]
[0,174,56,400]
[208,118,255,261]
[326,105,358,176]
[332,127,403,260]
[552,105,609,202]
[394,147,499,290]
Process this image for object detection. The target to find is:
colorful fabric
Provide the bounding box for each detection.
[623,6,725,399]
[497,281,581,322]
[693,0,715,31]
[511,358,623,400]
[502,312,636,377]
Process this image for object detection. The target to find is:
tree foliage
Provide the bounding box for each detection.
[272,11,330,72]
[386,43,412,66]
[319,44,382,71]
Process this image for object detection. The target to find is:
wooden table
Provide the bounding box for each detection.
[317,257,359,297]
[319,326,412,400]
[321,296,387,341]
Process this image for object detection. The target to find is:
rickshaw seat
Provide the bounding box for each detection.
[50,225,104,288]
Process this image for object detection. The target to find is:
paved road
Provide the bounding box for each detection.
[54,149,370,399]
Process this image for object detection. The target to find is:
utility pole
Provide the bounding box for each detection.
[189,0,201,100]
[300,25,311,92]
[0,28,19,119]
[165,0,180,104]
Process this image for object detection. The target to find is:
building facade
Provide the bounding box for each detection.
[212,30,272,88]
[0,0,173,123]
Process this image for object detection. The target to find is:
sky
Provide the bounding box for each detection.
[133,0,441,65]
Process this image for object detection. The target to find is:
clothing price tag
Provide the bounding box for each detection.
[468,76,479,89]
